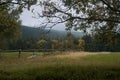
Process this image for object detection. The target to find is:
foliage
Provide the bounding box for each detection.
[37,0,120,33]
[6,30,120,52]
[0,0,37,10]
[0,0,39,49]
[78,39,85,50]
[1,0,120,51]
[82,32,120,51]
[0,10,20,39]
[37,39,47,49]
[51,39,59,49]
[0,1,22,49]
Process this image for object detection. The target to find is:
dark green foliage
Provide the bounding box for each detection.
[0,0,38,49]
[82,33,120,52]
[0,2,21,49]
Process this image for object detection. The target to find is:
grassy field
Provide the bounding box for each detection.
[0,51,120,80]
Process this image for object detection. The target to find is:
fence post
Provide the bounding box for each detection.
[33,49,35,55]
[18,49,21,58]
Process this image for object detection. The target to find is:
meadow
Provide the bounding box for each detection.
[0,51,120,80]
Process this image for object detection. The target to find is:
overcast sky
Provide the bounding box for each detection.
[19,3,84,32]
[20,8,66,31]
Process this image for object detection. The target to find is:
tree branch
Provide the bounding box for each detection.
[70,17,120,23]
[51,5,72,17]
[50,4,120,23]
[0,1,22,5]
[100,0,120,13]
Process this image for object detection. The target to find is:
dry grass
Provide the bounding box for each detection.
[54,51,98,59]
[0,52,120,80]
[0,51,114,71]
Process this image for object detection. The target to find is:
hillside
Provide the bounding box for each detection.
[21,26,84,39]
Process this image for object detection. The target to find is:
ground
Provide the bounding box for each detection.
[0,51,120,80]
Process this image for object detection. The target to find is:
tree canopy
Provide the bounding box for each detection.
[1,0,119,32]
[0,0,24,49]
[36,0,120,32]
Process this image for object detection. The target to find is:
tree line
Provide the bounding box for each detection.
[7,33,85,51]
[2,30,120,52]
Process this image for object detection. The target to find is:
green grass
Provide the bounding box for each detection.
[0,52,44,58]
[0,52,120,80]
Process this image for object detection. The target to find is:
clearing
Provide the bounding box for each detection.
[0,51,120,80]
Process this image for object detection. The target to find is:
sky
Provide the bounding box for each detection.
[20,7,66,31]
[19,3,83,32]
[20,10,84,32]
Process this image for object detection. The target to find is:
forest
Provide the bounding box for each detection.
[0,25,119,52]
[0,0,120,52]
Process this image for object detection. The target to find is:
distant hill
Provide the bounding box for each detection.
[21,26,84,39]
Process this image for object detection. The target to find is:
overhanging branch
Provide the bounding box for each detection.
[71,17,120,23]
[100,0,120,13]
[0,1,23,5]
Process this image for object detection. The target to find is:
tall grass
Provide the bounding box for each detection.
[0,52,120,80]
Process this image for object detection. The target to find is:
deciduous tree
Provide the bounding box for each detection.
[36,0,120,33]
[37,39,47,49]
